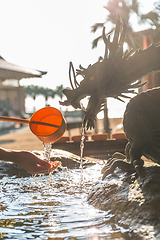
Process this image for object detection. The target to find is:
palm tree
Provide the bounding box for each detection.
[25,85,40,111]
[24,85,64,108]
[55,85,63,100]
[91,0,160,50]
[43,88,55,106]
[25,85,40,100]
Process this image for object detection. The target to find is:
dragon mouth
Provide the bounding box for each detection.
[60,88,83,109]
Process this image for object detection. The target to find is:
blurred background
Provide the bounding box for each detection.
[0,0,160,136]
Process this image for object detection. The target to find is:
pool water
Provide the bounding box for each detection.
[0,163,133,239]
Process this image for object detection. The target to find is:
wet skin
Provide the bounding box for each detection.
[0,147,61,175]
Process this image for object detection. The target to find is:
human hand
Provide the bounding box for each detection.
[12,151,61,175]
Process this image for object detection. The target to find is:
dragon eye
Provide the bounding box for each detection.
[90,76,95,81]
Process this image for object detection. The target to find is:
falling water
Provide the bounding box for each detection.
[43,142,52,162]
[80,127,85,176]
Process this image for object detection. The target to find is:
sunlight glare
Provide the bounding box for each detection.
[87,228,99,240]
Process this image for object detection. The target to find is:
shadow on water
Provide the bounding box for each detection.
[0,159,141,239]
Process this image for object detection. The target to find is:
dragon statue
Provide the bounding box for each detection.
[60,17,160,178]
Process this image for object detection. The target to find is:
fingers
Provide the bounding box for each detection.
[50,161,62,169]
[34,160,61,174]
[36,160,51,169]
[17,151,62,175]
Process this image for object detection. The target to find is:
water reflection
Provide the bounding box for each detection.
[0,163,134,239]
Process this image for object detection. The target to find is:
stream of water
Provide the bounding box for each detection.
[43,143,52,162]
[80,127,85,181]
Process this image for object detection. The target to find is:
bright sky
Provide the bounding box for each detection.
[0,0,156,116]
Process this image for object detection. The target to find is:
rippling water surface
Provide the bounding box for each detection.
[0,163,132,239]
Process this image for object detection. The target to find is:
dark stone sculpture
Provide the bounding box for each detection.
[102,87,160,179]
[60,17,160,176]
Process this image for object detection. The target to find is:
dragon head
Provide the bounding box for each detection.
[60,17,160,129]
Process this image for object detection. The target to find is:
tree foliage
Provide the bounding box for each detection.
[91,0,160,49]
[24,84,63,103]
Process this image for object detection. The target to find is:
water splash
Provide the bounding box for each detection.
[43,142,52,162]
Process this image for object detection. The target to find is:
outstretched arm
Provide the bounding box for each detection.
[0,147,61,175]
